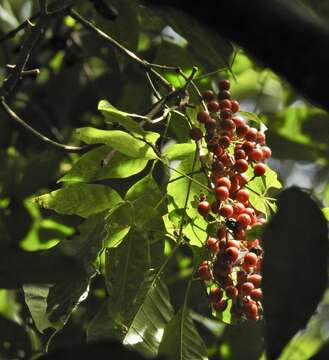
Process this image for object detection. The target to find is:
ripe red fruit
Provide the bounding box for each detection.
[207,237,219,253]
[247,274,262,288]
[254,163,266,176]
[232,116,245,127]
[205,117,217,132]
[198,201,211,216]
[219,99,232,109]
[235,159,249,173]
[202,90,215,102]
[212,160,225,173]
[189,127,203,141]
[262,146,272,159]
[221,119,236,131]
[234,228,246,240]
[220,153,235,167]
[208,100,220,112]
[244,207,255,218]
[244,252,258,267]
[220,108,232,120]
[256,131,266,144]
[217,227,227,240]
[214,298,228,312]
[215,186,229,202]
[233,202,245,215]
[218,79,230,91]
[197,110,210,123]
[242,141,255,154]
[209,287,223,302]
[250,148,263,161]
[218,90,231,100]
[245,127,258,142]
[218,136,231,148]
[234,149,246,160]
[230,100,240,113]
[236,124,249,137]
[225,247,240,262]
[237,213,252,228]
[243,301,259,320]
[250,288,263,301]
[227,239,240,249]
[216,177,231,189]
[219,204,234,218]
[241,281,255,296]
[236,189,249,203]
[236,173,248,187]
[198,265,212,280]
[225,285,238,299]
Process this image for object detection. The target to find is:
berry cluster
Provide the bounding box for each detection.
[193,79,272,322]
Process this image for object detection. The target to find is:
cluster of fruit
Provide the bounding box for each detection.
[192,79,272,322]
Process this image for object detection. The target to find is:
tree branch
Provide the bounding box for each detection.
[0,100,94,153]
[70,9,174,92]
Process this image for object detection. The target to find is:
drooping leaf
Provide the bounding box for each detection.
[88,270,174,358]
[24,214,106,334]
[262,187,329,360]
[98,100,145,135]
[246,224,264,241]
[75,127,159,159]
[158,306,208,360]
[34,183,122,218]
[60,146,149,183]
[163,142,196,161]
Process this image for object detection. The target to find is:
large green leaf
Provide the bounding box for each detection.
[158,306,208,360]
[88,269,174,358]
[60,146,148,183]
[34,183,122,218]
[24,214,106,334]
[75,127,159,159]
[163,143,196,161]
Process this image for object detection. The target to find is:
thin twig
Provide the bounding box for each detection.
[70,10,173,92]
[0,100,94,153]
[0,15,40,43]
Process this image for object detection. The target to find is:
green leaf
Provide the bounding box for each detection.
[239,111,263,126]
[322,208,329,222]
[159,306,208,360]
[98,100,144,135]
[246,224,264,241]
[24,214,106,333]
[60,146,148,183]
[163,143,196,161]
[88,270,174,357]
[75,127,159,159]
[34,183,122,218]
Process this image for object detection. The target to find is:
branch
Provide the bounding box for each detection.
[0,15,40,44]
[0,100,94,153]
[145,0,329,112]
[70,9,174,92]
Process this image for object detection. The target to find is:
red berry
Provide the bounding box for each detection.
[243,301,259,320]
[247,274,262,288]
[202,90,215,102]
[262,146,272,159]
[216,263,233,277]
[254,163,266,176]
[226,286,238,299]
[244,252,258,267]
[205,117,217,132]
[250,288,263,301]
[241,281,255,296]
[212,160,225,173]
[217,227,227,240]
[230,100,240,113]
[219,99,232,109]
[225,247,240,262]
[190,127,203,141]
[227,239,240,249]
[207,237,219,253]
[197,111,210,123]
[214,298,228,312]
[220,108,232,120]
[215,186,229,202]
[237,213,252,228]
[233,202,245,215]
[236,173,249,187]
[218,136,231,148]
[242,141,255,154]
[208,100,220,112]
[210,287,223,302]
[198,201,211,217]
[216,177,231,189]
[198,265,212,280]
[236,124,249,137]
[219,204,234,218]
[244,207,255,218]
[218,79,230,91]
[234,228,246,240]
[235,159,249,173]
[250,148,263,162]
[257,131,266,144]
[220,153,235,167]
[218,90,231,100]
[234,149,246,160]
[236,189,249,203]
[232,116,245,127]
[222,119,235,132]
[245,127,258,142]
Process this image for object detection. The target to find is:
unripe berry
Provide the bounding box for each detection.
[190,127,203,141]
